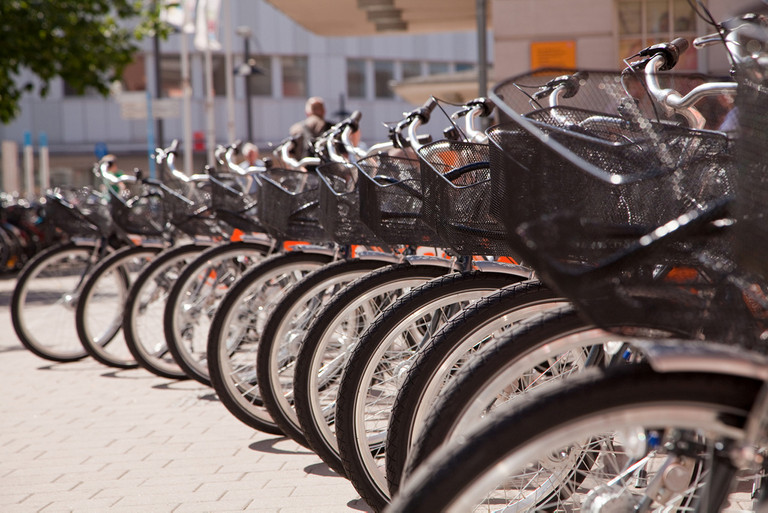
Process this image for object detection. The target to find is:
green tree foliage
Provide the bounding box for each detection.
[0,0,165,123]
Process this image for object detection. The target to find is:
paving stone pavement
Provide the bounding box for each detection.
[0,275,373,513]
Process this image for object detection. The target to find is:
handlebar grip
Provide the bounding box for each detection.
[413,97,438,122]
[467,97,495,117]
[350,110,363,125]
[638,38,689,70]
[670,37,689,57]
[562,71,589,99]
[169,139,179,155]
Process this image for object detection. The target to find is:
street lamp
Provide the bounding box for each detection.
[235,25,257,144]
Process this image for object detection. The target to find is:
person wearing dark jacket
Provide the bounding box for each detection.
[288,97,333,159]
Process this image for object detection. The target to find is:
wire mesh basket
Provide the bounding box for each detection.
[317,162,383,246]
[108,185,168,237]
[417,140,516,257]
[209,173,264,234]
[733,38,768,282]
[492,68,734,131]
[258,168,325,242]
[45,187,112,238]
[488,68,739,340]
[160,182,218,238]
[355,153,441,247]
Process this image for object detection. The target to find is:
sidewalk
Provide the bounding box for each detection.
[0,275,372,513]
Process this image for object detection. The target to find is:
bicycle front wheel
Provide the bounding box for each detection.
[335,270,524,511]
[124,243,212,379]
[257,257,393,447]
[386,280,566,493]
[207,250,334,434]
[294,262,449,477]
[388,364,762,513]
[164,241,271,385]
[11,242,102,362]
[76,245,164,368]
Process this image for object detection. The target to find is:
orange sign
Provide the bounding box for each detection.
[530,41,576,69]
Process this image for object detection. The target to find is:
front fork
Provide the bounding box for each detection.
[64,240,111,308]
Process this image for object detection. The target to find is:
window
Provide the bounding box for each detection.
[374,60,395,99]
[121,54,147,92]
[428,62,450,75]
[455,62,475,72]
[617,0,698,69]
[347,59,367,99]
[159,54,183,98]
[63,82,101,97]
[246,55,272,96]
[402,60,422,80]
[282,56,308,98]
[211,55,227,97]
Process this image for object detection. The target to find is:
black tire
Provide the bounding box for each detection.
[386,280,566,493]
[123,243,212,379]
[257,258,394,448]
[164,241,271,385]
[294,263,449,477]
[403,305,688,484]
[11,242,102,362]
[335,270,524,512]
[207,250,334,435]
[76,245,164,368]
[387,365,762,513]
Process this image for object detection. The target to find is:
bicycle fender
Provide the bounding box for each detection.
[636,339,768,381]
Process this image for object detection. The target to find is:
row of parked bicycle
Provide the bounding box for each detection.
[9,7,768,512]
[0,192,62,273]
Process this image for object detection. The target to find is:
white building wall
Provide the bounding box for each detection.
[491,0,757,80]
[0,0,485,160]
[2,0,758,184]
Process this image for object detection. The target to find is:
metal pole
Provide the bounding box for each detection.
[153,20,165,148]
[243,37,253,143]
[223,0,236,143]
[23,131,34,198]
[476,0,488,98]
[180,21,193,175]
[38,132,49,191]
[204,6,216,167]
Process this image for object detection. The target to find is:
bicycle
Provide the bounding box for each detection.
[122,140,257,379]
[76,155,222,369]
[11,183,117,362]
[386,10,761,512]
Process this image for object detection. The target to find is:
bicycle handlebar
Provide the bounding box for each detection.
[277,136,321,169]
[638,37,689,71]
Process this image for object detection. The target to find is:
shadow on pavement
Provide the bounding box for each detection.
[101,369,157,379]
[347,498,374,512]
[249,437,313,455]
[151,380,211,391]
[0,344,25,353]
[304,461,340,477]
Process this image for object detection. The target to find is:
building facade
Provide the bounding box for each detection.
[0,0,482,188]
[492,0,755,80]
[0,0,756,190]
